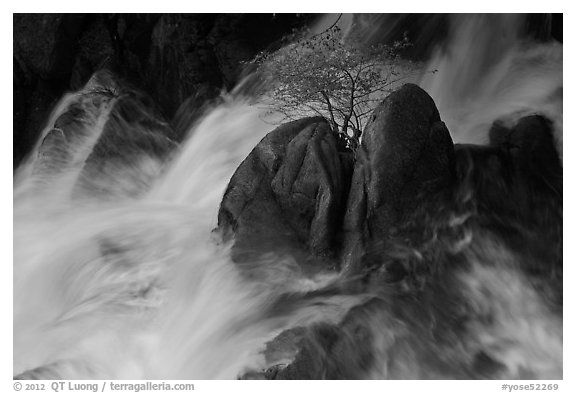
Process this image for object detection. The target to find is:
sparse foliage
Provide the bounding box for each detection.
[252,21,423,150]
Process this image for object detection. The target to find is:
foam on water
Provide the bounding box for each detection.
[13,14,562,379]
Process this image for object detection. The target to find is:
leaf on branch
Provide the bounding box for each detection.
[250,24,427,150]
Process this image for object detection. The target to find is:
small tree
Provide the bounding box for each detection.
[252,21,422,150]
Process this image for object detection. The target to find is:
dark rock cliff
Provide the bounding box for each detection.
[13,13,314,167]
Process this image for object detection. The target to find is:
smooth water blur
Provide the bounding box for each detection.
[13,86,361,378]
[13,14,562,379]
[320,14,562,156]
[420,14,563,157]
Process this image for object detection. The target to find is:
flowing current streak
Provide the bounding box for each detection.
[13,91,359,378]
[14,14,562,379]
[420,14,563,157]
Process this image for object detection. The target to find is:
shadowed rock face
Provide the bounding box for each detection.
[218,84,456,274]
[489,115,562,191]
[14,68,562,379]
[33,71,177,199]
[218,117,353,270]
[479,115,562,301]
[342,83,455,273]
[13,14,314,168]
[218,84,561,380]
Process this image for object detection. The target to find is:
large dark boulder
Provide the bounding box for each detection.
[342,83,455,273]
[467,114,563,300]
[489,115,562,190]
[218,117,353,270]
[447,114,563,309]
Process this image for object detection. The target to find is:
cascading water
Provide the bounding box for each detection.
[420,14,563,156]
[13,14,562,380]
[14,76,364,379]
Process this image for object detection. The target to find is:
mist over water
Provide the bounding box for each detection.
[420,14,563,156]
[14,89,361,378]
[13,14,562,379]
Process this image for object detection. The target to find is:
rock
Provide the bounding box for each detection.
[270,123,352,256]
[78,84,177,199]
[271,323,341,379]
[453,144,514,219]
[69,16,117,90]
[270,300,382,380]
[264,327,308,364]
[482,114,562,226]
[171,84,222,141]
[13,14,90,167]
[218,117,353,270]
[465,115,562,300]
[13,14,86,80]
[342,83,455,273]
[489,115,562,190]
[14,14,313,169]
[206,14,315,86]
[448,114,562,309]
[13,57,30,167]
[33,71,177,198]
[147,15,221,117]
[33,128,71,182]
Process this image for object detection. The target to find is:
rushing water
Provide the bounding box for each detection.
[420,14,563,158]
[13,14,562,379]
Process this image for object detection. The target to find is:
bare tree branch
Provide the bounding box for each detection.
[251,20,424,150]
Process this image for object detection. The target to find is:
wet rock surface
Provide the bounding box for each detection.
[13,13,563,380]
[341,83,455,273]
[218,117,353,270]
[218,84,457,273]
[26,79,562,379]
[33,71,177,199]
[219,84,562,380]
[15,75,563,379]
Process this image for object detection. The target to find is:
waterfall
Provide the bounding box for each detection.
[13,14,562,380]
